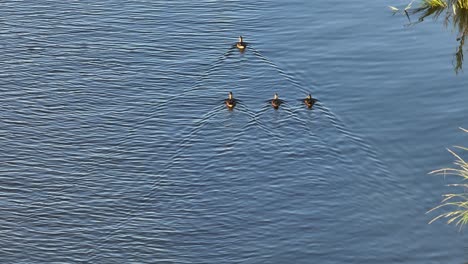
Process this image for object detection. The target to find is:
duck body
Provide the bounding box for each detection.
[236,42,246,50]
[225,99,236,108]
[304,94,317,108]
[236,36,247,50]
[271,93,282,109]
[225,92,237,109]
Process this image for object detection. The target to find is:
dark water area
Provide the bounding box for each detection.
[1,0,467,263]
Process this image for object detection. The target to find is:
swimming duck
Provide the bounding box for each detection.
[304,94,317,108]
[271,93,282,109]
[236,36,247,50]
[225,91,237,109]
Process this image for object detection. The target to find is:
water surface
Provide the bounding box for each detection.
[1,0,467,263]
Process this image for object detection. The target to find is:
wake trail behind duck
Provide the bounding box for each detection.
[249,45,392,183]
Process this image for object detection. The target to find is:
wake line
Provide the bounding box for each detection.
[86,103,226,261]
[79,45,240,174]
[249,46,314,94]
[248,45,390,179]
[87,40,392,260]
[86,99,281,260]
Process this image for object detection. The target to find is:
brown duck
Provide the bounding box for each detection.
[236,36,246,50]
[225,91,237,109]
[303,94,317,108]
[271,93,283,109]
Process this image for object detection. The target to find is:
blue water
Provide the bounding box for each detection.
[1,0,467,263]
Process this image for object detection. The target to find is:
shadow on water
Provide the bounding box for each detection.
[393,1,468,73]
[87,40,397,262]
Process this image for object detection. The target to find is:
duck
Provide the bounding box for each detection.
[271,93,283,109]
[236,36,247,50]
[225,91,237,109]
[303,94,317,108]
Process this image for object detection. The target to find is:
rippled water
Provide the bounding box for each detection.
[1,0,467,263]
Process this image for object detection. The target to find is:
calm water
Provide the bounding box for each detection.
[1,0,467,263]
